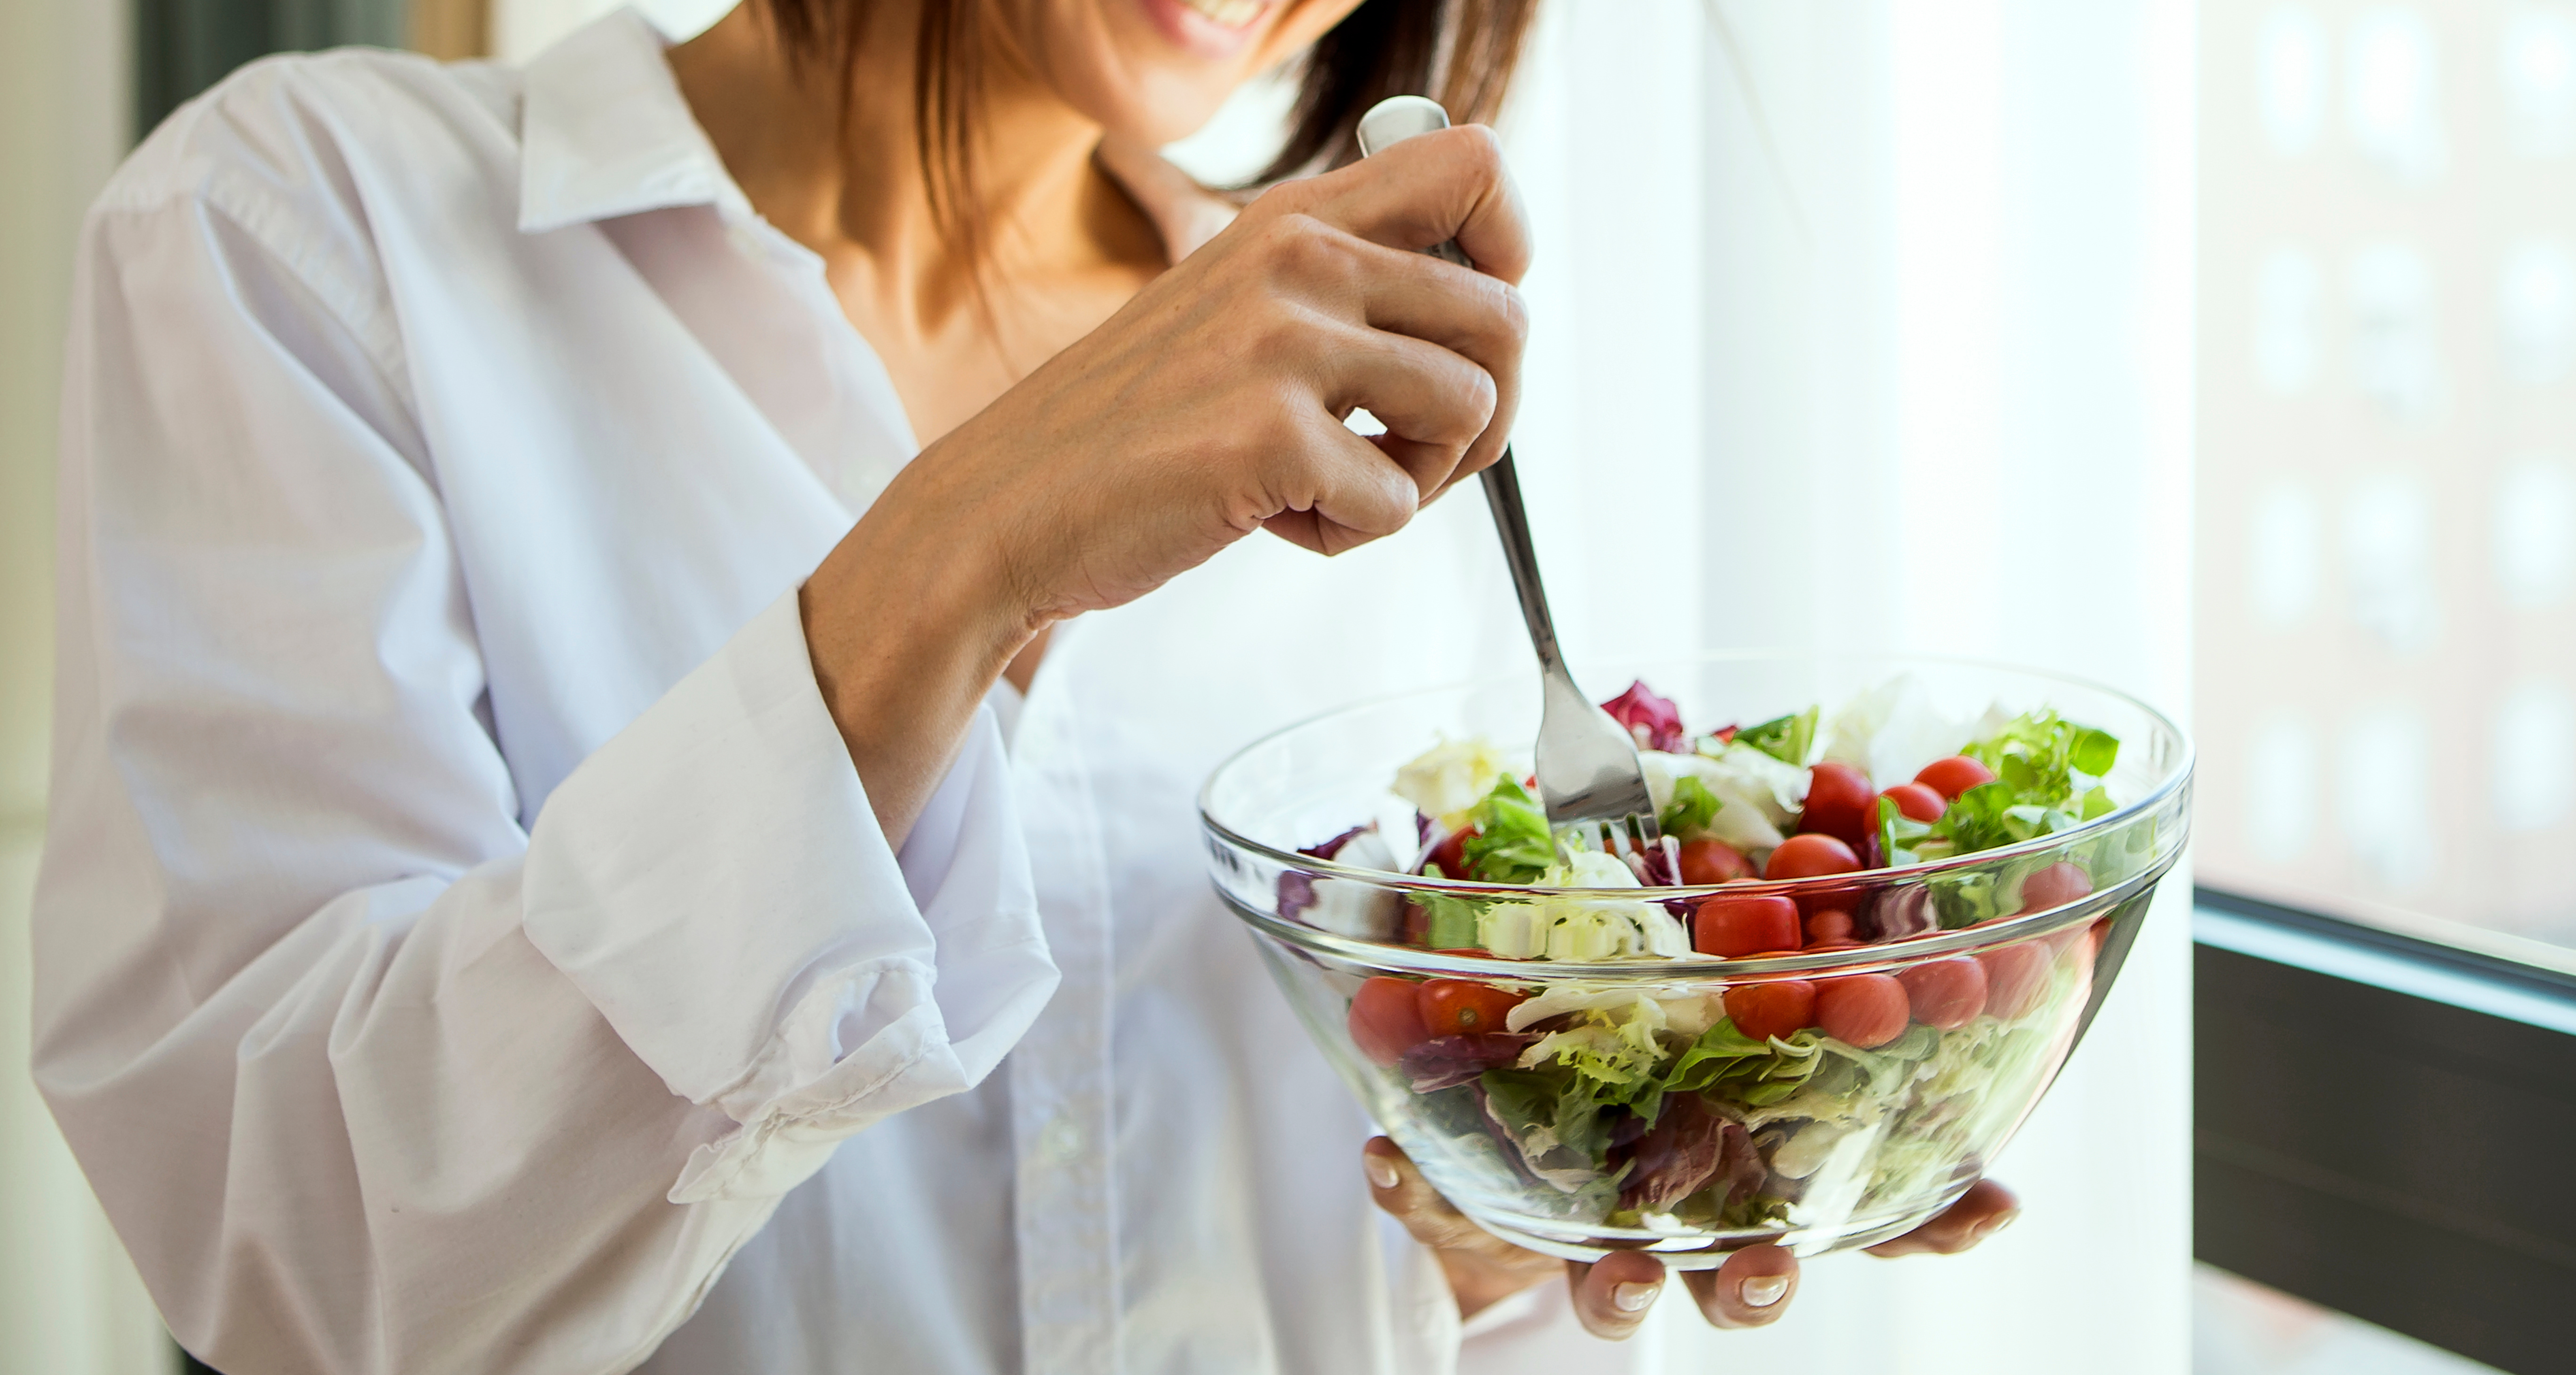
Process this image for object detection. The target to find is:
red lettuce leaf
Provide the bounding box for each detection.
[1601,680,1687,753]
[1279,824,1373,920]
[1400,1033,1539,1093]
[1617,1095,1761,1214]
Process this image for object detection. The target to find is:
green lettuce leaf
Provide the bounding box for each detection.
[1482,1064,1622,1165]
[1658,775,1723,839]
[1926,710,2123,859]
[1877,794,1940,866]
[1417,888,1484,948]
[1959,710,2119,811]
[1736,707,1819,766]
[1461,775,1555,883]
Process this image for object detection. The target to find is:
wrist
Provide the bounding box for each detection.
[799,464,1042,841]
[1439,1249,1553,1321]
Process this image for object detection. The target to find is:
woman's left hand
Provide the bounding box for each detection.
[1362,1137,2022,1338]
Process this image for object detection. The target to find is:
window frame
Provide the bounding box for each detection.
[2193,885,2576,1375]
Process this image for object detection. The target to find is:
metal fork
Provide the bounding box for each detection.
[1355,97,1665,872]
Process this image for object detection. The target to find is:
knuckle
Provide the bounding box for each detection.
[1263,214,1346,282]
[1452,123,1507,179]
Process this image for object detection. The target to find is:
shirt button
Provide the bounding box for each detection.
[1038,1114,1083,1164]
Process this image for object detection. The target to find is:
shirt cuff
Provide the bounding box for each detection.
[521,589,1058,1204]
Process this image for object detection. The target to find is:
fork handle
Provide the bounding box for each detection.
[1352,101,1573,686]
[1477,449,1568,678]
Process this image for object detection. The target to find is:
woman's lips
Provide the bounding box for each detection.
[1137,0,1272,58]
[1180,0,1267,23]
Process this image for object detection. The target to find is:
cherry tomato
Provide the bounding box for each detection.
[1723,981,1817,1041]
[1879,782,1945,823]
[1915,755,1998,800]
[2017,861,2094,914]
[1766,833,1861,880]
[1815,974,1910,1048]
[1694,894,1803,957]
[1896,958,1989,1029]
[1417,980,1527,1035]
[1804,908,1857,944]
[1348,977,1433,1066]
[1678,838,1753,885]
[1975,943,2053,1020]
[1399,904,1431,947]
[1425,827,1475,881]
[1799,761,1877,847]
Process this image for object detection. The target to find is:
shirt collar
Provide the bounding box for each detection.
[514,6,1239,260]
[518,8,753,234]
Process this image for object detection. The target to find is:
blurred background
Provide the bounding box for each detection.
[0,1,2565,1373]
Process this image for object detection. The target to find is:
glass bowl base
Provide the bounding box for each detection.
[1464,1179,1976,1267]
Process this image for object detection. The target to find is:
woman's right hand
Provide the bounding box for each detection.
[802,126,1533,839]
[930,121,1531,616]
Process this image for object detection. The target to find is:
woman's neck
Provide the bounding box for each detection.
[669,3,1163,410]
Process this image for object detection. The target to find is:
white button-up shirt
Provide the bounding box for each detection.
[35,9,1614,1373]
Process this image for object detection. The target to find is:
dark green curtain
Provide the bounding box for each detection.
[134,0,408,139]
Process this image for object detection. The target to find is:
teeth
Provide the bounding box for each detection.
[1178,0,1265,27]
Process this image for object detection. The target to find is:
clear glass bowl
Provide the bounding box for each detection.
[1199,655,2191,1266]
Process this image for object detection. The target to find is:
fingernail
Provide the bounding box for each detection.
[1740,1274,1791,1308]
[1364,1155,1400,1190]
[1612,1281,1659,1313]
[1981,1208,2022,1239]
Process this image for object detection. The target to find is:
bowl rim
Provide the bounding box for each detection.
[1197,650,2193,973]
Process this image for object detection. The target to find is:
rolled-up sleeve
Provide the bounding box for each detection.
[524,593,1055,1206]
[32,77,1053,1375]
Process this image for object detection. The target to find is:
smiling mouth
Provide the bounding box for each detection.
[1177,0,1267,28]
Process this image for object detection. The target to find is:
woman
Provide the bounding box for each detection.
[34,0,2014,1370]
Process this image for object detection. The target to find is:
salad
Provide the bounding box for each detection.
[1281,678,2136,1242]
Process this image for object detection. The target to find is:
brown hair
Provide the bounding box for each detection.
[758,0,1539,258]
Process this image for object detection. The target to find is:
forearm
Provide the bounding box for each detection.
[800,460,1041,847]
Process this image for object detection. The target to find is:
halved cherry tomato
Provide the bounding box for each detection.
[1816,974,1910,1048]
[1417,979,1527,1036]
[1799,761,1877,847]
[1723,981,1817,1041]
[1804,908,1857,944]
[1766,833,1861,879]
[1694,894,1802,957]
[1348,977,1433,1066]
[1879,782,1946,823]
[1678,838,1753,885]
[1896,958,1989,1029]
[1425,827,1475,881]
[1915,755,1998,800]
[2017,861,2094,914]
[1975,943,2053,1020]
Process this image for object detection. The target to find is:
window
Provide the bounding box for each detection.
[2200,0,2576,971]
[2198,7,2576,1372]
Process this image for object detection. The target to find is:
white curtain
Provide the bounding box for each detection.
[1498,4,2194,1370]
[1,2,171,1373]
